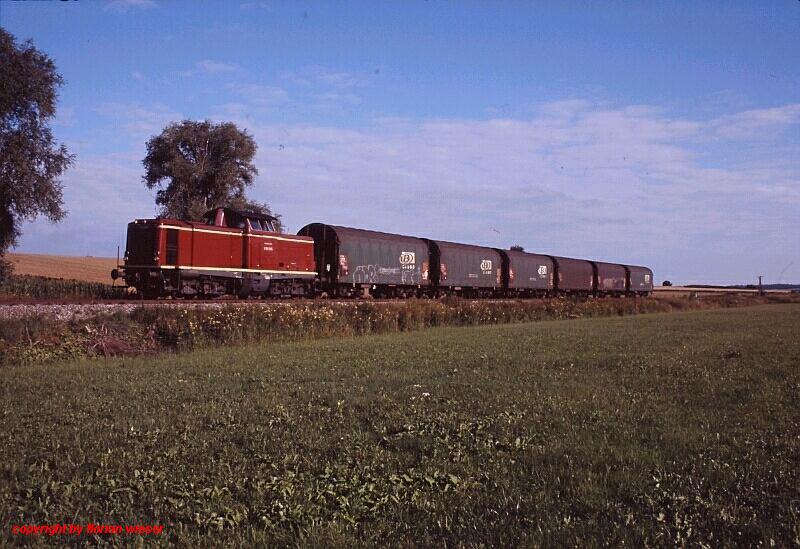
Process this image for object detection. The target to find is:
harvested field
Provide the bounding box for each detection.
[1,305,799,546]
[6,252,117,284]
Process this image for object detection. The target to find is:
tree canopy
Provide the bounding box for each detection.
[143,120,279,228]
[0,28,73,280]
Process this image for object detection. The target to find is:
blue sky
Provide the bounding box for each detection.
[2,0,799,284]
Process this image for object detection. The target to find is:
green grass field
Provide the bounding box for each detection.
[2,305,799,546]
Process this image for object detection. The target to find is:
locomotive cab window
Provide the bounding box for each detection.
[245,218,276,232]
[225,211,246,229]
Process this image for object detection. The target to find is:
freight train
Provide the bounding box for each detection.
[113,207,653,299]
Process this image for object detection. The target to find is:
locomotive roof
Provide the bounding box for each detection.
[205,207,278,222]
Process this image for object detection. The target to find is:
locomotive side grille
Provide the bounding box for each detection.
[126,223,157,266]
[165,229,178,265]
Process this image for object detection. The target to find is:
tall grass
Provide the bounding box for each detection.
[2,294,798,366]
[139,294,799,350]
[0,274,121,300]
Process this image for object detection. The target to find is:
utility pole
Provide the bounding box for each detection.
[758,275,764,296]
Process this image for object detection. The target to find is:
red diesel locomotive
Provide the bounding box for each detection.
[115,208,316,298]
[115,208,654,298]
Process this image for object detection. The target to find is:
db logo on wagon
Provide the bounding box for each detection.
[399,251,416,269]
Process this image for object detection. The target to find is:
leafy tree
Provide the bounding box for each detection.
[0,28,74,281]
[143,120,277,225]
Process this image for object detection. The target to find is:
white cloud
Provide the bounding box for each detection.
[226,83,290,107]
[195,60,239,74]
[280,66,368,89]
[105,0,156,13]
[180,60,242,78]
[234,101,799,283]
[18,100,800,284]
[308,91,362,110]
[94,102,183,139]
[711,104,800,139]
[240,1,274,10]
[52,107,76,128]
[18,152,156,256]
[537,99,593,118]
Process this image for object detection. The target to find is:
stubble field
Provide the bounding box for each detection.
[1,305,799,546]
[5,253,117,284]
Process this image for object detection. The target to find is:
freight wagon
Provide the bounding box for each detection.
[625,265,654,294]
[593,261,628,294]
[425,240,503,297]
[297,223,429,298]
[551,256,595,293]
[502,250,554,296]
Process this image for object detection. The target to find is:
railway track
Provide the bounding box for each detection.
[2,286,791,308]
[0,297,523,306]
[652,286,793,297]
[1,292,794,322]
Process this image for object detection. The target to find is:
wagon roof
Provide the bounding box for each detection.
[592,261,627,269]
[324,225,427,245]
[428,239,502,255]
[550,255,594,264]
[504,250,554,261]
